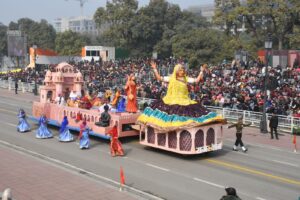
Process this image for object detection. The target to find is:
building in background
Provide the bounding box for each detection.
[187,4,215,22]
[81,46,115,62]
[53,16,107,35]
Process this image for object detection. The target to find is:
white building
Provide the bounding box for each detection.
[53,16,104,35]
[187,4,215,22]
[82,46,115,62]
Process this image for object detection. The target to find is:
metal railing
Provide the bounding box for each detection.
[136,97,300,134]
[0,79,40,94]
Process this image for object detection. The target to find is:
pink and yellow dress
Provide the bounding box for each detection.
[137,65,224,132]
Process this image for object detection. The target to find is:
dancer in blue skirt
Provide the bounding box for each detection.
[58,116,74,142]
[79,120,90,149]
[36,114,53,139]
[17,109,31,133]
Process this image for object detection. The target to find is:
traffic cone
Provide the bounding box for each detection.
[120,166,125,191]
[293,135,297,153]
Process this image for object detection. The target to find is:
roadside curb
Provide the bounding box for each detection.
[0,140,165,200]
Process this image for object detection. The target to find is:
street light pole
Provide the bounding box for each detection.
[32,45,38,96]
[260,34,272,133]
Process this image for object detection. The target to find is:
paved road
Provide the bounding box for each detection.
[0,89,299,200]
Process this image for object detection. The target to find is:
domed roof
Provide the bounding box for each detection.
[45,70,52,77]
[55,62,74,71]
[76,71,83,78]
[44,76,51,82]
[57,71,63,77]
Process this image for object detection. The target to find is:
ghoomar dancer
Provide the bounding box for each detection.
[36,114,53,139]
[106,122,124,157]
[17,108,31,133]
[79,120,90,149]
[58,116,74,142]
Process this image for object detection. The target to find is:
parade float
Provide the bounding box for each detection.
[32,62,139,139]
[32,62,225,155]
[136,63,226,155]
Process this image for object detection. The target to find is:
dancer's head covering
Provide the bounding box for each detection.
[59,116,68,132]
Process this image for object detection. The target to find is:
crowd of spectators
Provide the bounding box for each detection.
[1,57,300,117]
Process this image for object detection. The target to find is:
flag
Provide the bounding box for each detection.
[120,166,125,185]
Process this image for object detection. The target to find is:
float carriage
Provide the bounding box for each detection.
[32,62,224,154]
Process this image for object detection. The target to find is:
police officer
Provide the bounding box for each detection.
[228,116,251,152]
[269,112,279,140]
[15,79,18,94]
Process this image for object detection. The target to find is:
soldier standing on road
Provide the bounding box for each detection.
[15,79,18,94]
[228,116,251,152]
[269,112,279,140]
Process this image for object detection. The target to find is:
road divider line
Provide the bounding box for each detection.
[271,160,299,167]
[1,121,16,127]
[207,159,300,186]
[146,163,170,172]
[256,197,267,200]
[193,177,224,188]
[225,138,300,155]
[0,99,32,109]
[0,108,17,115]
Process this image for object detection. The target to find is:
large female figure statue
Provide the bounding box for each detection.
[124,74,138,113]
[137,62,223,132]
[58,116,74,142]
[17,109,31,133]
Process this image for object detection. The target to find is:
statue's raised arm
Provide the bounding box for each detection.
[150,61,163,81]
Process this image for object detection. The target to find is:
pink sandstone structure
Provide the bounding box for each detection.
[32,62,139,139]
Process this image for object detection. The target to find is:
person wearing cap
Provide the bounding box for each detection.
[220,187,242,200]
[228,116,251,152]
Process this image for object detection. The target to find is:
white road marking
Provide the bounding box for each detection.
[0,100,32,109]
[225,139,300,155]
[271,160,299,167]
[146,163,170,172]
[256,197,267,200]
[193,177,224,188]
[1,122,16,127]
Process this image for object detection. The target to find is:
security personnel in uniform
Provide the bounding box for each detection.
[269,112,279,140]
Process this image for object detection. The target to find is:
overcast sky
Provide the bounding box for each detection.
[0,0,214,26]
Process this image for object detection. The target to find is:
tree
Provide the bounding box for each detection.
[55,31,87,55]
[214,0,300,50]
[30,20,56,50]
[15,18,56,50]
[94,0,138,48]
[172,29,225,66]
[288,25,300,50]
[0,23,7,56]
[154,9,209,58]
